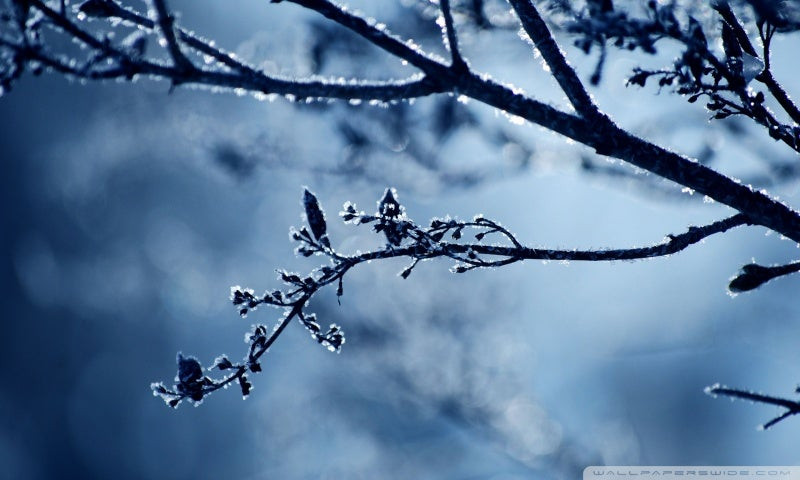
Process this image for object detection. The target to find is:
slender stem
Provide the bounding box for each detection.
[507,0,600,119]
[313,214,750,267]
[713,1,800,125]
[439,0,468,72]
[150,0,194,73]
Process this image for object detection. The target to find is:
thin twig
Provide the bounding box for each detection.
[283,0,448,76]
[150,0,194,73]
[439,0,468,72]
[507,0,601,119]
[706,384,800,429]
[12,0,800,242]
[152,189,756,407]
[713,1,800,125]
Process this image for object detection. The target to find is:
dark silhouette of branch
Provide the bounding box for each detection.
[439,0,468,72]
[705,384,800,429]
[5,0,445,101]
[508,0,600,119]
[150,0,194,73]
[712,1,800,125]
[278,0,447,75]
[728,260,800,292]
[5,0,800,243]
[572,1,800,153]
[262,1,800,243]
[152,189,751,407]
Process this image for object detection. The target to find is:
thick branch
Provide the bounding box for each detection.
[16,0,800,243]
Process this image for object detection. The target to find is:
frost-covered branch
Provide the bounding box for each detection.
[8,0,800,426]
[438,0,468,72]
[149,0,193,73]
[277,0,448,76]
[705,384,800,430]
[153,188,755,407]
[5,0,800,246]
[575,1,800,154]
[0,0,445,100]
[712,1,800,126]
[509,0,600,119]
[728,259,800,292]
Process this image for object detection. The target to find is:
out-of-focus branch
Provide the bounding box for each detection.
[10,0,800,427]
[507,0,600,119]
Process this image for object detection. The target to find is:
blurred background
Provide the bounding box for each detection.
[2,1,800,479]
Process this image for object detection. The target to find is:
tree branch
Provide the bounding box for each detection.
[152,190,757,407]
[712,1,800,126]
[19,0,796,426]
[728,259,800,292]
[439,0,468,72]
[705,384,800,430]
[280,0,448,76]
[12,0,800,243]
[150,0,194,73]
[507,0,601,119]
[14,0,447,101]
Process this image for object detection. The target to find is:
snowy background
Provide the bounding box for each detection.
[2,1,800,479]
